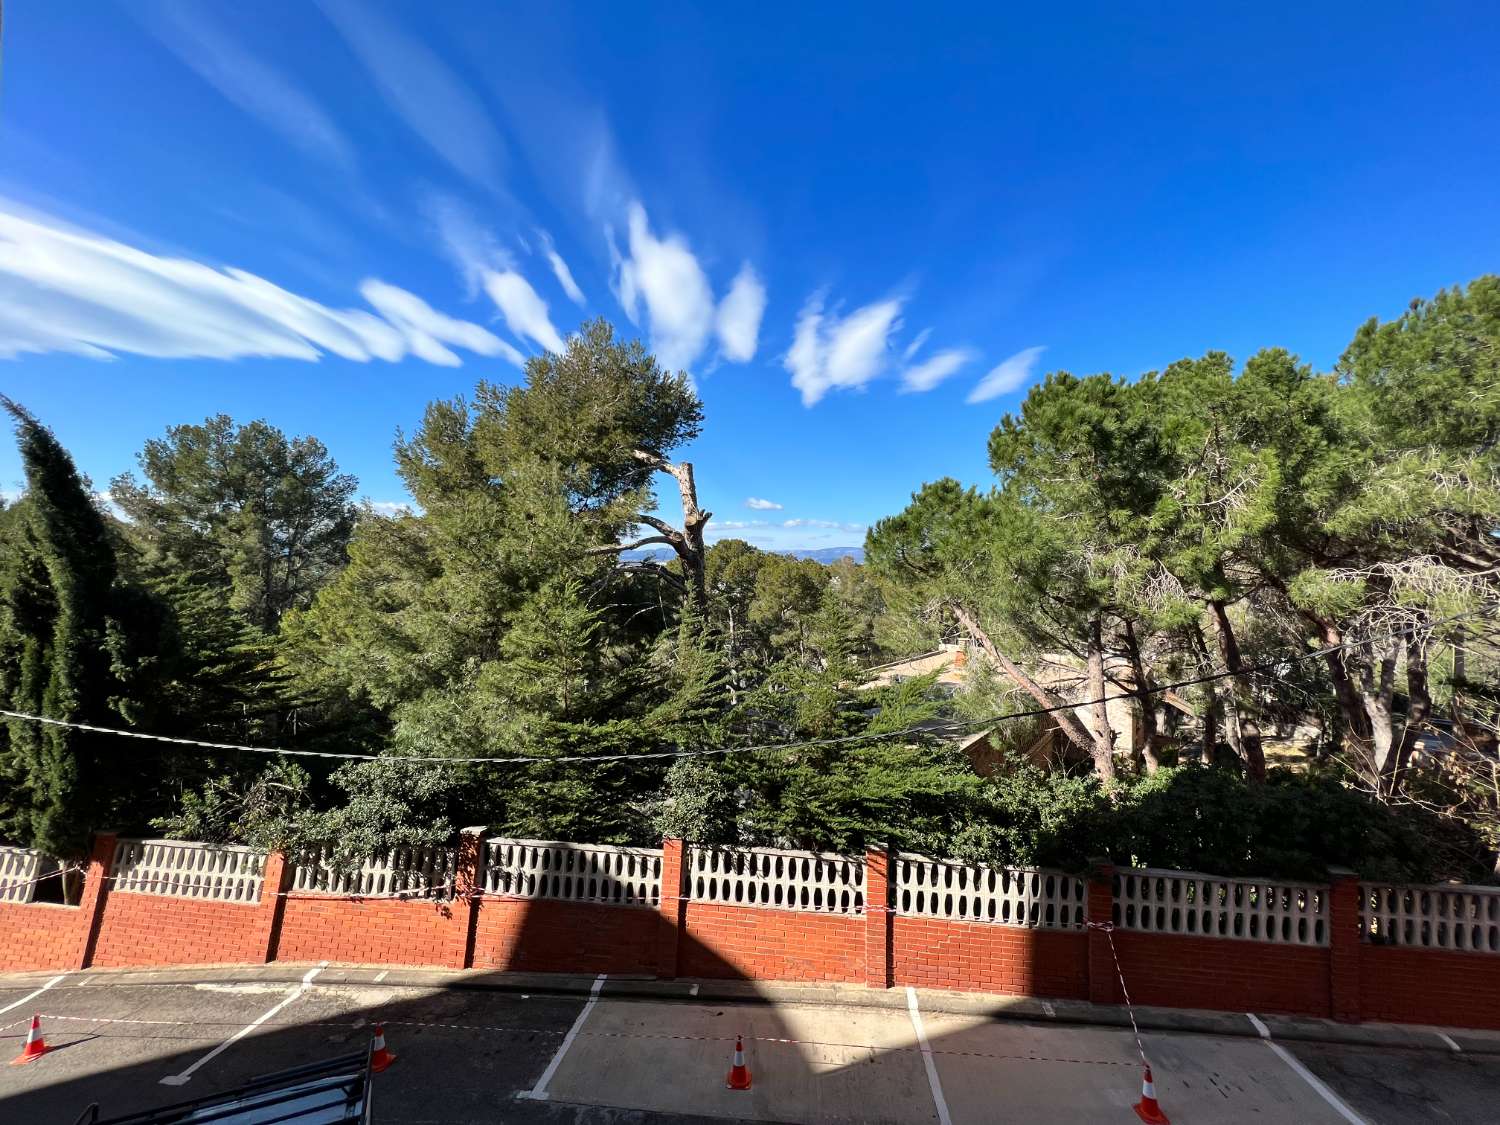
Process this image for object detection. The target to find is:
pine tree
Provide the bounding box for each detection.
[0,399,134,861]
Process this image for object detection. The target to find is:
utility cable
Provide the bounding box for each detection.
[0,606,1491,767]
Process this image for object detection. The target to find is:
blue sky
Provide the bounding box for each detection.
[2,3,1497,552]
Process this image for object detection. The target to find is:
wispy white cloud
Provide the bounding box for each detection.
[135,4,356,170]
[425,192,512,296]
[604,225,636,322]
[967,345,1047,404]
[902,328,932,362]
[362,498,420,518]
[610,203,715,375]
[716,263,766,362]
[538,230,585,304]
[782,518,867,532]
[902,347,977,393]
[481,270,566,354]
[714,519,771,531]
[745,497,782,511]
[784,292,904,407]
[317,0,506,191]
[422,194,564,356]
[361,280,524,367]
[0,203,510,367]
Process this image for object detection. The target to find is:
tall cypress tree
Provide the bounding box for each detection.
[0,398,129,860]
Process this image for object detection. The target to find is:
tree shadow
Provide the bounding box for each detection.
[0,877,1109,1125]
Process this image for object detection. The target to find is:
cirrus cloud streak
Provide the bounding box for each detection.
[0,203,515,367]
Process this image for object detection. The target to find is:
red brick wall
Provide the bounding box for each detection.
[680,902,864,982]
[892,916,1089,999]
[89,892,267,968]
[5,834,1500,1034]
[1360,945,1500,1030]
[0,903,84,971]
[275,896,469,968]
[472,897,658,975]
[1107,931,1332,1017]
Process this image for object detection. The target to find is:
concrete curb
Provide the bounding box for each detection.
[7,963,1498,1057]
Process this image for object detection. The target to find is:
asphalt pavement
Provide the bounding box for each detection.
[1,965,1497,1123]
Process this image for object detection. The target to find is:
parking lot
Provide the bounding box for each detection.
[2,965,1498,1123]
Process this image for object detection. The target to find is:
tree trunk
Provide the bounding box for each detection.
[1199,688,1217,766]
[1355,636,1400,789]
[594,451,712,615]
[1316,620,1372,756]
[1188,622,1222,766]
[1121,618,1161,773]
[1209,600,1266,782]
[1086,617,1118,780]
[1390,632,1432,783]
[950,602,1101,770]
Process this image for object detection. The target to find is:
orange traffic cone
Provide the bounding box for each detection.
[1133,1064,1170,1124]
[725,1034,752,1090]
[10,1014,49,1065]
[370,1024,397,1073]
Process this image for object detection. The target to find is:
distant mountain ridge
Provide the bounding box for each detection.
[622,546,864,564]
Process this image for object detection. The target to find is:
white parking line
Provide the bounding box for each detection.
[905,987,952,1125]
[1246,1011,1368,1125]
[518,974,605,1101]
[0,974,66,1017]
[159,963,325,1086]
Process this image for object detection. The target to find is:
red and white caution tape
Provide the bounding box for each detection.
[1086,920,1150,1068]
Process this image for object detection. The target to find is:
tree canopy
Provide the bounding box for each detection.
[3,281,1498,883]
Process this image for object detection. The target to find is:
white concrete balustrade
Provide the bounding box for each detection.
[0,846,48,904]
[19,831,1500,957]
[1361,882,1500,954]
[1114,868,1328,945]
[896,854,1087,929]
[110,838,266,903]
[293,843,457,899]
[688,845,865,914]
[485,838,662,906]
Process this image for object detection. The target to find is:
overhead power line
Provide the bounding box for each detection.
[0,606,1491,767]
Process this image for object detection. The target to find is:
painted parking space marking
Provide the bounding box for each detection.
[1236,1020,1368,1122]
[159,963,325,1086]
[1264,1040,1370,1125]
[906,986,952,1125]
[1246,1011,1369,1125]
[0,973,66,1017]
[518,973,604,1101]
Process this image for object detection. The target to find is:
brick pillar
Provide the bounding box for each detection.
[1086,858,1118,1005]
[454,827,487,970]
[256,851,293,963]
[654,838,688,979]
[864,842,893,989]
[75,831,118,969]
[1327,867,1362,1022]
